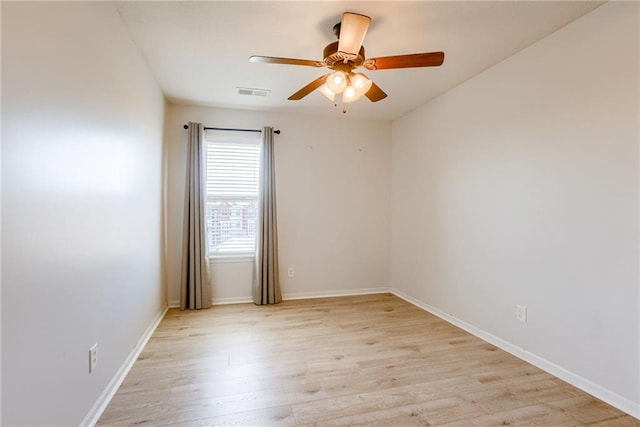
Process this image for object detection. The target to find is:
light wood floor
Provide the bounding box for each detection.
[98,294,638,426]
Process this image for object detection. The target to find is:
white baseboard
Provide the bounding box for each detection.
[80,305,168,427]
[206,287,392,306]
[172,297,254,307]
[390,288,640,420]
[283,286,391,301]
[212,296,254,305]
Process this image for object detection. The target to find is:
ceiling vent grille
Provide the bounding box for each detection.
[237,87,270,97]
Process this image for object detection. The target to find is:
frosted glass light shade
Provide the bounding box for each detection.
[326,71,347,94]
[318,84,336,102]
[342,85,362,103]
[350,73,373,97]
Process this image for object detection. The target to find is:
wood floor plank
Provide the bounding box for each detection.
[97,294,638,426]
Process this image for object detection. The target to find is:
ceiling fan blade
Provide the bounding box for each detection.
[249,56,323,67]
[365,81,387,102]
[364,52,445,70]
[337,12,371,56]
[288,75,329,100]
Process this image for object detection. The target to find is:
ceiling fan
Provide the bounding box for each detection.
[249,12,445,106]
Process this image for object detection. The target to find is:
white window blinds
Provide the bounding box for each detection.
[205,132,260,256]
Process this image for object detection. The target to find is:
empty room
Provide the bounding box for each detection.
[1,1,638,426]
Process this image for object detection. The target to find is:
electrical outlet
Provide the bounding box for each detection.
[89,344,98,373]
[287,267,295,278]
[516,305,527,323]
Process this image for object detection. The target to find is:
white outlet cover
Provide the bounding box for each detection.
[516,305,527,323]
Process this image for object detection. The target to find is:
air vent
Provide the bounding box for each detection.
[237,87,270,97]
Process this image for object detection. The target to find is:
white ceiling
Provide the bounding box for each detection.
[115,1,604,121]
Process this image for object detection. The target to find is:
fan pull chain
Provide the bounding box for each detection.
[337,93,347,114]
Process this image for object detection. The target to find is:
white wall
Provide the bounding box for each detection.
[165,105,391,305]
[392,1,639,414]
[1,2,166,425]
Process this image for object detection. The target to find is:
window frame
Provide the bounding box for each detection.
[203,130,261,260]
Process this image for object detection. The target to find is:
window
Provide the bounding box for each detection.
[205,132,260,257]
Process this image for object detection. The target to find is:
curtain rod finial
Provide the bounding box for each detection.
[274,130,281,134]
[183,124,189,129]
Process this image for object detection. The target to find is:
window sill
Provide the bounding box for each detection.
[208,255,254,264]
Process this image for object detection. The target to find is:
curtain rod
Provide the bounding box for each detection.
[183,124,280,134]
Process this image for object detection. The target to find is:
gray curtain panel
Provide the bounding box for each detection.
[253,127,282,305]
[180,122,212,310]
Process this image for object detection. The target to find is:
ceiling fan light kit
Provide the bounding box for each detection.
[324,72,373,104]
[351,73,373,96]
[249,12,445,110]
[318,83,336,102]
[326,70,348,93]
[343,85,360,103]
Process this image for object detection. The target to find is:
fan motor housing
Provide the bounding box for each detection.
[323,41,365,68]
